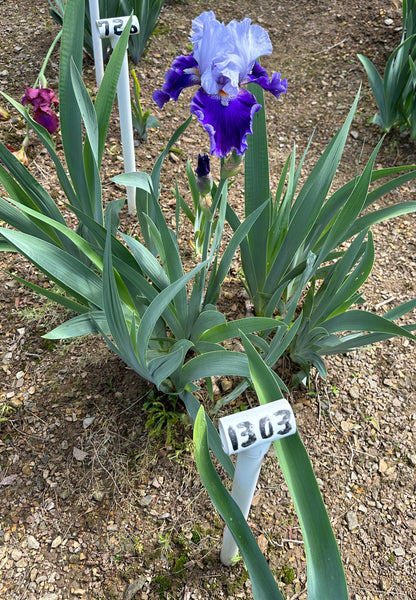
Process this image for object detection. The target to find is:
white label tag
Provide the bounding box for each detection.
[218,398,296,455]
[96,16,140,39]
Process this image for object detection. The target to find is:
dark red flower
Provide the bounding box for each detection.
[22,87,59,134]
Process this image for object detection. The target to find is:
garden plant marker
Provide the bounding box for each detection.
[89,0,104,86]
[218,399,296,565]
[96,15,140,214]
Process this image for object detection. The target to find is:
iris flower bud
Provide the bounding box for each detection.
[0,107,10,121]
[195,153,213,197]
[7,146,29,166]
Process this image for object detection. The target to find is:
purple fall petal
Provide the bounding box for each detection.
[190,88,261,157]
[34,107,59,134]
[246,62,288,98]
[152,90,171,108]
[152,54,200,107]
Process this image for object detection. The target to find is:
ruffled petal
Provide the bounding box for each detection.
[191,11,217,47]
[33,107,59,134]
[192,19,228,96]
[153,54,200,108]
[246,61,288,98]
[22,87,58,110]
[190,87,261,157]
[225,18,272,80]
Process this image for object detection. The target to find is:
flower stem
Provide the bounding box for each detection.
[34,29,62,89]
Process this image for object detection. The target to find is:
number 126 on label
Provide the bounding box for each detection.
[218,398,296,455]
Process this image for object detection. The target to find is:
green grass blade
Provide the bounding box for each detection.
[70,57,104,223]
[179,350,249,390]
[120,232,170,289]
[0,195,60,247]
[316,139,383,262]
[358,54,389,126]
[148,339,193,389]
[310,231,371,326]
[0,143,68,230]
[95,15,132,167]
[205,199,270,305]
[347,201,416,238]
[44,311,108,339]
[151,116,192,193]
[180,390,234,478]
[4,197,104,271]
[190,307,226,342]
[70,59,99,162]
[102,221,148,378]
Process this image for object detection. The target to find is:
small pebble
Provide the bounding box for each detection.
[51,535,62,548]
[27,535,40,550]
[11,548,23,562]
[349,385,360,399]
[73,447,88,461]
[346,510,359,531]
[408,454,416,467]
[83,416,95,429]
[92,490,105,502]
[139,495,154,507]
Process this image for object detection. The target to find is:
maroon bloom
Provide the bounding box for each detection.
[22,87,59,134]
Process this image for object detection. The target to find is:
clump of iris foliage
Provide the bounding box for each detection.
[359,0,416,138]
[48,0,165,64]
[1,2,416,599]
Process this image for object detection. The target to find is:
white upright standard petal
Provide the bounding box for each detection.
[190,11,217,48]
[228,18,273,79]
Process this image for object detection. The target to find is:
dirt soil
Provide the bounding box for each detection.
[1,0,416,599]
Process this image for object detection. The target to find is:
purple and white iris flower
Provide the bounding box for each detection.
[153,11,287,158]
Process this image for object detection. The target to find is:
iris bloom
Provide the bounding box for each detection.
[153,11,287,157]
[22,87,59,134]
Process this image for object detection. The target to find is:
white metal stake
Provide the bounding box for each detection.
[218,398,297,566]
[96,16,140,215]
[89,0,104,87]
[220,442,270,566]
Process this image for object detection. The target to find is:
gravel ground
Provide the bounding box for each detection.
[1,0,416,598]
